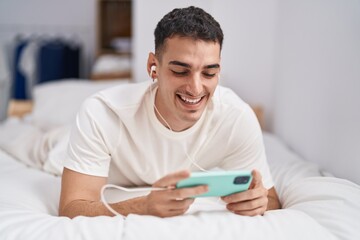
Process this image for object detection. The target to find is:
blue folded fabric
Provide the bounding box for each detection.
[64,42,81,79]
[12,40,28,99]
[38,39,81,83]
[11,37,82,99]
[38,40,66,83]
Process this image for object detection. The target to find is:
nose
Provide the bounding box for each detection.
[187,74,203,96]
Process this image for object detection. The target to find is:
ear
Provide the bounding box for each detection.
[147,52,157,78]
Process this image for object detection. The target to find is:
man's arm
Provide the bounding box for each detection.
[267,187,281,211]
[59,168,115,217]
[59,168,208,218]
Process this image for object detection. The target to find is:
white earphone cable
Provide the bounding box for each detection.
[151,82,174,132]
[100,184,168,217]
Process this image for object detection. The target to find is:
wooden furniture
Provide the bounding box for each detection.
[90,71,131,80]
[7,100,33,118]
[96,0,132,56]
[92,0,132,80]
[251,105,265,130]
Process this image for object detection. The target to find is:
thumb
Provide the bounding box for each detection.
[249,169,263,189]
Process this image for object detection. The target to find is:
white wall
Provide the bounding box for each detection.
[212,0,277,130]
[0,0,96,77]
[273,0,360,184]
[132,0,277,129]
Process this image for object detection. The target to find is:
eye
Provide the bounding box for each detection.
[171,70,188,76]
[203,72,216,78]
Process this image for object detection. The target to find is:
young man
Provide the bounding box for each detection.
[59,6,281,218]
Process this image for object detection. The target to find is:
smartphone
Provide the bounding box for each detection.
[176,170,252,197]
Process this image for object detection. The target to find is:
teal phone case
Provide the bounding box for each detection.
[176,171,252,197]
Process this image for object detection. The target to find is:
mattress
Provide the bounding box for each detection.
[0,130,359,240]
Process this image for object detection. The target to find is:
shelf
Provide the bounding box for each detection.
[97,0,132,56]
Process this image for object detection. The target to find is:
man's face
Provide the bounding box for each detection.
[152,36,221,131]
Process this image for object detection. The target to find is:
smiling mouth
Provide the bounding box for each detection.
[177,94,205,105]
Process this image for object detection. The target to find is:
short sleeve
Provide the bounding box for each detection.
[220,105,274,189]
[64,96,121,177]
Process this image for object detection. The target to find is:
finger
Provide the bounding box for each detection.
[161,201,194,218]
[233,206,267,216]
[153,170,190,188]
[249,169,263,189]
[168,208,189,217]
[226,197,268,212]
[169,198,195,211]
[221,188,268,203]
[170,185,209,199]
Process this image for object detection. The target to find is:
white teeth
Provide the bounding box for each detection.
[179,95,202,104]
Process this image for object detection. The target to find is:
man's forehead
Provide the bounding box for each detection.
[163,35,220,50]
[160,36,221,67]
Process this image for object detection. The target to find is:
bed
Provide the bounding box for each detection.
[0,80,359,240]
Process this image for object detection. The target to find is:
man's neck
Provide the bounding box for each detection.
[153,108,194,132]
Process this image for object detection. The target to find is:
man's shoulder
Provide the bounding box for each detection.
[77,81,150,123]
[93,81,151,110]
[209,85,257,131]
[213,85,248,111]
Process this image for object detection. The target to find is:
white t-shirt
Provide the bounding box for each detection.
[65,81,274,189]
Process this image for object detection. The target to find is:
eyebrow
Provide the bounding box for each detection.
[205,64,220,69]
[169,61,191,68]
[169,61,220,69]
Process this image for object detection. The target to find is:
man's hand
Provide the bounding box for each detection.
[221,169,269,216]
[144,170,208,217]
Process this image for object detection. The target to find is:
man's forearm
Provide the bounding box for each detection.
[267,195,281,210]
[266,187,281,211]
[59,196,146,218]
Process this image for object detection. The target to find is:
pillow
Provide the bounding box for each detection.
[32,79,130,131]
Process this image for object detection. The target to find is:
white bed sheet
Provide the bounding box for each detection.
[0,125,359,239]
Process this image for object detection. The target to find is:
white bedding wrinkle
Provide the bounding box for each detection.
[282,177,360,240]
[124,210,336,240]
[0,150,125,240]
[0,118,44,169]
[0,118,70,176]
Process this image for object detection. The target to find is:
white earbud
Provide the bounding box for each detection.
[150,65,156,77]
[150,65,157,82]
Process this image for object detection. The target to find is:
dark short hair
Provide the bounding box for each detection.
[154,6,224,59]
